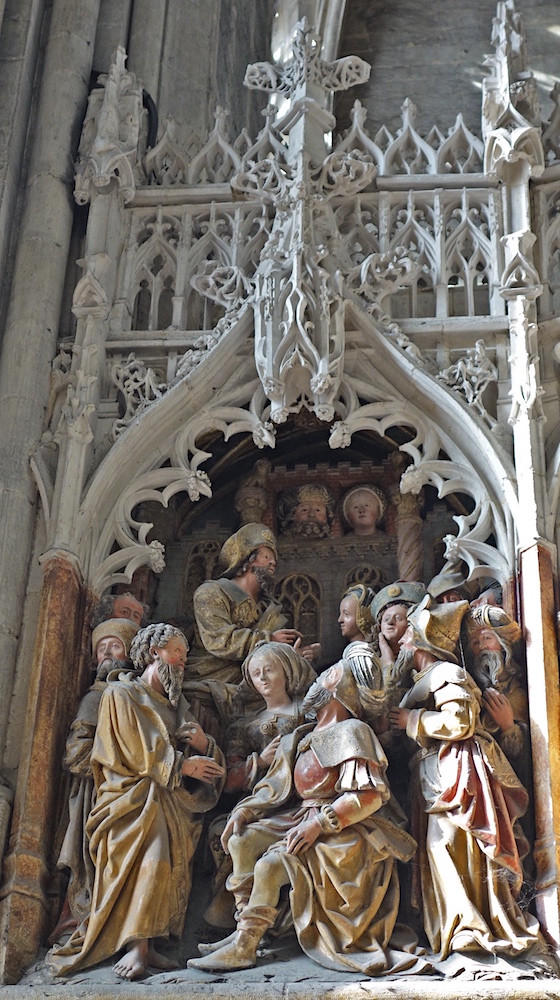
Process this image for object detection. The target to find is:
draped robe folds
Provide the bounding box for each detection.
[400,660,541,960]
[57,681,106,923]
[227,720,428,976]
[189,578,287,683]
[48,677,224,976]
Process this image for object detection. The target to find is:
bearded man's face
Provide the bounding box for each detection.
[250,546,277,598]
[94,635,128,681]
[153,637,188,708]
[471,648,504,688]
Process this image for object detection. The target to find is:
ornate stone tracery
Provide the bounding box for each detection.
[5,1,560,981]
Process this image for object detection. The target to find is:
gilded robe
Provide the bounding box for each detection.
[48,676,224,976]
[226,720,426,975]
[189,577,287,683]
[56,681,106,924]
[400,660,541,959]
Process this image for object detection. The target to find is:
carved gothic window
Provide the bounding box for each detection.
[446,234,491,317]
[132,250,177,330]
[345,564,383,592]
[274,574,321,646]
[183,540,221,615]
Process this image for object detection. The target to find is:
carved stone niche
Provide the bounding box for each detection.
[265,461,399,664]
[155,452,466,668]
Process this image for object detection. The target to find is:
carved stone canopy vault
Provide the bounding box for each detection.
[34,8,552,599]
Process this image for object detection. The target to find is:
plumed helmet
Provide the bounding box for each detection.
[219,523,278,577]
[406,594,470,664]
[319,661,362,718]
[370,580,427,622]
[428,565,477,601]
[465,604,522,646]
[91,617,140,657]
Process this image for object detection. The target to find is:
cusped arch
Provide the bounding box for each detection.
[77,304,519,596]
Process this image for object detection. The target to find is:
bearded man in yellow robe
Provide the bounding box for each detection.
[48,623,225,980]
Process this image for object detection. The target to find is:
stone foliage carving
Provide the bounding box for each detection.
[110,354,167,439]
[244,19,370,98]
[438,340,499,428]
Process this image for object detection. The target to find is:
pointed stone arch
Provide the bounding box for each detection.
[75,303,519,598]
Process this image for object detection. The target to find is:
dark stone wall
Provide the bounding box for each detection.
[335,0,560,138]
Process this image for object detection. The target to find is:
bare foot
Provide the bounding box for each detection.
[147,945,180,971]
[113,940,148,980]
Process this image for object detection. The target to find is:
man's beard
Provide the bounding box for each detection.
[288,521,330,539]
[157,658,184,708]
[390,646,416,685]
[252,564,275,599]
[301,676,332,719]
[94,656,129,682]
[471,649,504,689]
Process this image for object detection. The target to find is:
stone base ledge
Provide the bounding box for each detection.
[3,983,560,1000]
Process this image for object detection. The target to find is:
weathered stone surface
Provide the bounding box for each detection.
[0,556,87,984]
[336,0,560,136]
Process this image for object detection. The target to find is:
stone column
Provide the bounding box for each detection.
[391,452,424,581]
[393,491,424,582]
[0,0,101,776]
[127,0,166,100]
[0,555,87,984]
[519,541,560,943]
[499,203,560,943]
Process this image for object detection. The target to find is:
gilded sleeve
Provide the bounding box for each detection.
[194,585,271,661]
[406,687,478,745]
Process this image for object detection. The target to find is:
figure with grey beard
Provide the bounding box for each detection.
[50,617,140,943]
[464,605,530,788]
[48,623,225,981]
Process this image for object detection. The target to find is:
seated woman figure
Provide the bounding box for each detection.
[203,641,315,930]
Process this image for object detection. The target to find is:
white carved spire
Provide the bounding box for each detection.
[482,0,544,176]
[236,20,373,423]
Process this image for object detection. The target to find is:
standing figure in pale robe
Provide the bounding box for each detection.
[389,596,542,961]
[48,624,225,980]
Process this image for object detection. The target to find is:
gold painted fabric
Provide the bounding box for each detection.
[56,681,106,924]
[189,578,287,683]
[401,660,541,959]
[227,721,427,975]
[48,677,224,976]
